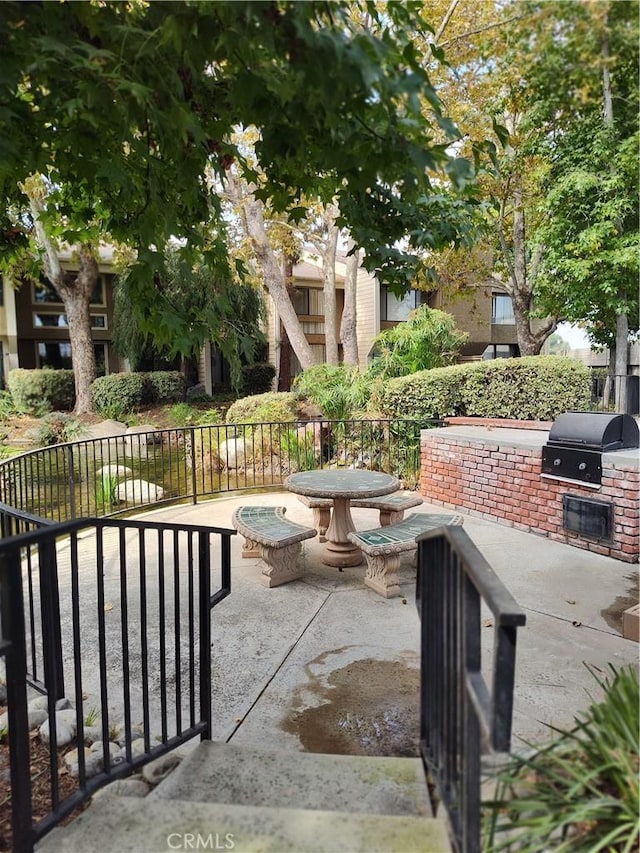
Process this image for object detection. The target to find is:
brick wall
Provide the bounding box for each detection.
[421,426,639,563]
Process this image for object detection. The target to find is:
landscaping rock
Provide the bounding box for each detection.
[40,709,78,747]
[218,438,245,469]
[92,778,150,801]
[97,465,132,479]
[27,708,49,728]
[141,752,182,784]
[28,695,49,711]
[124,425,162,452]
[116,479,165,503]
[55,697,72,711]
[89,740,121,758]
[83,725,103,743]
[65,747,102,779]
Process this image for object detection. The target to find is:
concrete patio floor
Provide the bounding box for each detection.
[137,491,638,753]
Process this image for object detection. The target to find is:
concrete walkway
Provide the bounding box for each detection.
[137,491,638,751]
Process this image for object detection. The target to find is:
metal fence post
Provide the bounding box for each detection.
[38,536,65,702]
[66,445,76,519]
[0,549,34,852]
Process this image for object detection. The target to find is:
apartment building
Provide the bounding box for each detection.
[1,247,520,394]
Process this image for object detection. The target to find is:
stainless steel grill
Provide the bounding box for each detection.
[541,411,639,485]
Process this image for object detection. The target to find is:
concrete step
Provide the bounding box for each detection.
[36,796,451,853]
[149,741,433,817]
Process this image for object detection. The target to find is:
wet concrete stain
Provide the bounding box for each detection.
[601,572,639,633]
[282,656,420,757]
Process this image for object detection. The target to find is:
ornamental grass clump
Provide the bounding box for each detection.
[483,664,640,852]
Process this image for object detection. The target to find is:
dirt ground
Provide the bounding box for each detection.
[0,716,87,852]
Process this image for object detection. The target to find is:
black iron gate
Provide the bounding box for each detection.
[0,516,233,851]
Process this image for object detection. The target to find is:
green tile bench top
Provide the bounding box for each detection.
[232,506,316,548]
[351,493,423,511]
[349,513,464,554]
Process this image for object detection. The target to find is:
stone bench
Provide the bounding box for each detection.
[298,491,423,540]
[348,512,464,599]
[232,506,317,588]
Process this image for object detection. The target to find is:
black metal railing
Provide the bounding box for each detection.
[0,417,430,528]
[0,516,233,852]
[590,372,640,415]
[416,526,526,853]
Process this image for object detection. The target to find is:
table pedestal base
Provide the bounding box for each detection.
[322,497,363,568]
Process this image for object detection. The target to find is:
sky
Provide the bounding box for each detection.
[556,322,590,350]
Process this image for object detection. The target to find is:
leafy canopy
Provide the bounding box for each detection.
[0,0,479,296]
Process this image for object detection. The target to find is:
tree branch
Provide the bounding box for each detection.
[24,189,63,284]
[439,14,525,49]
[433,0,460,45]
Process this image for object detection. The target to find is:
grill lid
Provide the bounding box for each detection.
[548,411,639,452]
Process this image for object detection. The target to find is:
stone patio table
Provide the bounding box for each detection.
[284,470,400,568]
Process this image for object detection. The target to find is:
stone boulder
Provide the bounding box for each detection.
[116,479,165,504]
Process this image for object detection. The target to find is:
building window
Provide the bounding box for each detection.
[291,288,324,316]
[380,286,425,322]
[33,276,106,306]
[33,312,107,330]
[37,342,107,375]
[482,344,519,360]
[491,293,515,324]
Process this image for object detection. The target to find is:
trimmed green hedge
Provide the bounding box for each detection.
[145,371,186,404]
[92,371,187,415]
[8,368,75,414]
[91,373,147,415]
[380,356,591,421]
[226,391,299,424]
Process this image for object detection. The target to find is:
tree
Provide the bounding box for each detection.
[530,1,639,409]
[422,0,638,366]
[4,176,102,414]
[1,1,480,402]
[418,0,557,354]
[114,247,266,389]
[0,1,478,295]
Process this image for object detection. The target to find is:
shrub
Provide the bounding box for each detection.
[91,373,147,418]
[380,357,591,421]
[225,391,299,425]
[461,356,591,420]
[240,363,276,396]
[380,364,469,420]
[368,306,468,380]
[0,391,18,420]
[483,664,640,852]
[292,364,367,421]
[146,371,186,404]
[8,368,75,414]
[32,412,86,446]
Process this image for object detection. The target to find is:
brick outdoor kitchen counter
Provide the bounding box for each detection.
[420,423,639,563]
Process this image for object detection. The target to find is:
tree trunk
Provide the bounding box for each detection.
[603,346,615,409]
[340,242,360,366]
[278,257,294,390]
[54,249,98,415]
[614,309,628,412]
[25,188,98,414]
[225,169,316,371]
[603,19,628,411]
[322,206,339,365]
[502,184,555,355]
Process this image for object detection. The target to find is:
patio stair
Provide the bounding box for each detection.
[37,742,452,852]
